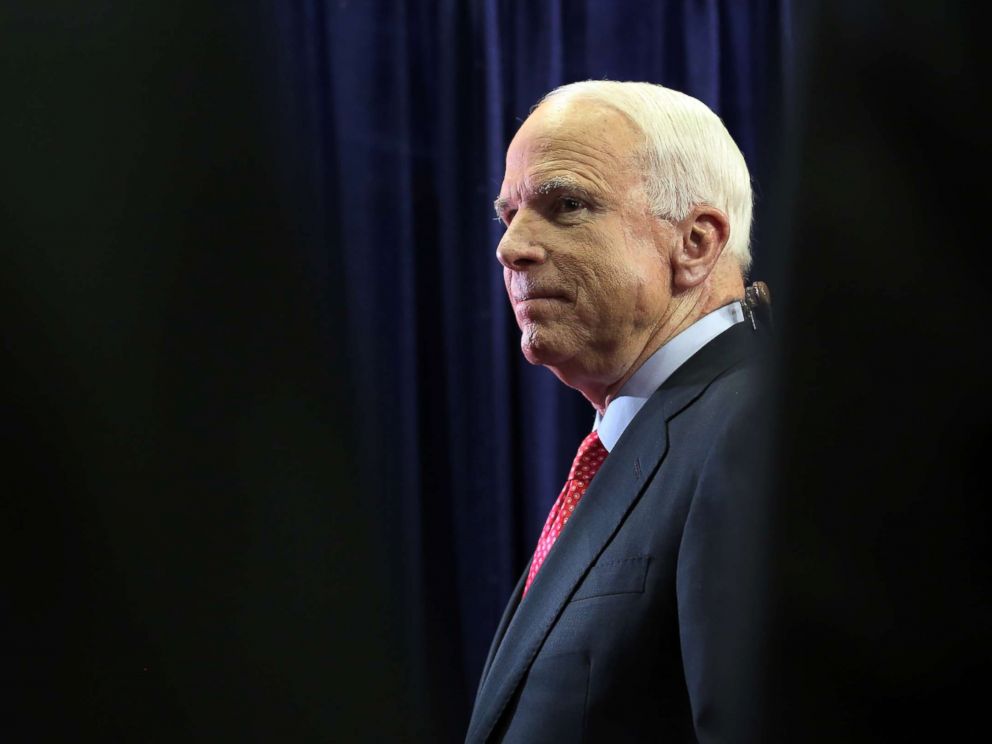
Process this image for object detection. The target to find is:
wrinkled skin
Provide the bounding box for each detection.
[495,98,733,411]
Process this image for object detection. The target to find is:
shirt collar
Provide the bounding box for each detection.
[593,302,745,452]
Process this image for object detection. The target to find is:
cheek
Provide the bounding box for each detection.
[633,279,667,321]
[623,220,670,296]
[588,228,648,296]
[626,256,668,319]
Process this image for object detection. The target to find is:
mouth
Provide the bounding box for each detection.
[510,290,571,323]
[512,289,570,304]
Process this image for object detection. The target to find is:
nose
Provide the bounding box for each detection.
[496,221,547,271]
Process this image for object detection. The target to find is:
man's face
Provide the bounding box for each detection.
[495,99,677,390]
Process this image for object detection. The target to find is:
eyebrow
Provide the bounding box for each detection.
[493,176,593,217]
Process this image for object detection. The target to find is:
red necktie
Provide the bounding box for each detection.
[523,431,609,597]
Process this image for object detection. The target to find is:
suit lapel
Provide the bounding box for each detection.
[466,406,671,743]
[466,323,760,743]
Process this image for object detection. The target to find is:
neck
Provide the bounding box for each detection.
[572,269,745,414]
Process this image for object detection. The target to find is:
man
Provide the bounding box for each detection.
[467,81,769,742]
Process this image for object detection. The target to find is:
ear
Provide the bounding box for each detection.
[671,206,731,290]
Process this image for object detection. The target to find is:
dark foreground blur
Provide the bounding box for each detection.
[2,3,406,740]
[764,2,992,739]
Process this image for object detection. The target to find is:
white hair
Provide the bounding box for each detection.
[539,80,754,272]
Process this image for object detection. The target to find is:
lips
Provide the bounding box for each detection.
[510,286,570,304]
[515,293,566,303]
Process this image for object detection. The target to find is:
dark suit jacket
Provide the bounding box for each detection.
[467,321,769,743]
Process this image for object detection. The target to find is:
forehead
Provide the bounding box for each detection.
[501,98,644,200]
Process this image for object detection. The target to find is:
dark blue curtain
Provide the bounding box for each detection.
[271,1,794,738]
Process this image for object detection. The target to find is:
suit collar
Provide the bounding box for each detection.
[466,323,760,742]
[595,302,746,451]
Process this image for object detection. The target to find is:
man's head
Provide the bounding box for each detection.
[494,81,752,408]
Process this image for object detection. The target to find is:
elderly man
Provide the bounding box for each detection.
[467,81,769,742]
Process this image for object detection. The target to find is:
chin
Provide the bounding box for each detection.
[520,328,571,368]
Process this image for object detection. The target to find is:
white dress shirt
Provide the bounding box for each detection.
[593,302,746,452]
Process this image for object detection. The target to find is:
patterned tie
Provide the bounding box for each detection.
[523,431,609,597]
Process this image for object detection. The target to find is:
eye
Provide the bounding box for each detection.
[557,196,584,213]
[501,208,517,226]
